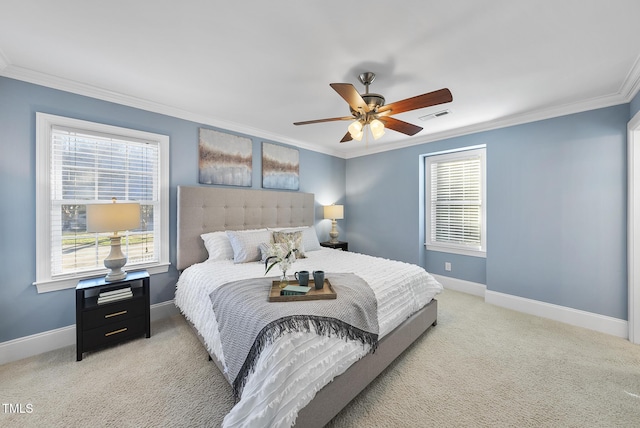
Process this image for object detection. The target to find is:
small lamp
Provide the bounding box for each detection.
[86,198,141,281]
[324,204,344,244]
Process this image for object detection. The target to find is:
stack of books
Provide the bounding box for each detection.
[280,285,311,296]
[97,287,133,304]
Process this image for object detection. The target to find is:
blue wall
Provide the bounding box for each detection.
[347,105,629,320]
[0,77,345,342]
[346,133,489,282]
[0,73,634,343]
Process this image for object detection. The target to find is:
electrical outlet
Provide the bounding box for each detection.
[445,262,452,272]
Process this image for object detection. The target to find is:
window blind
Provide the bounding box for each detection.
[50,126,160,277]
[427,150,484,252]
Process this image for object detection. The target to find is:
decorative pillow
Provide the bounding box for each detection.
[272,230,306,258]
[200,231,234,261]
[226,229,271,264]
[269,226,321,252]
[258,242,288,263]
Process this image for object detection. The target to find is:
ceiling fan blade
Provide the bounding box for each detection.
[330,83,370,113]
[340,131,353,143]
[377,88,452,116]
[294,116,353,126]
[379,116,423,136]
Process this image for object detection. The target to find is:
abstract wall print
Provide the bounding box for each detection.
[262,142,299,190]
[199,128,252,187]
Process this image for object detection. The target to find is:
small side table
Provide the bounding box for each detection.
[320,241,348,251]
[76,270,150,361]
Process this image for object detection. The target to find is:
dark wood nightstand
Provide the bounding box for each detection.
[320,241,348,251]
[76,270,150,361]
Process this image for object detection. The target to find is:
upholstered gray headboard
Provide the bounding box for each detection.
[177,186,315,271]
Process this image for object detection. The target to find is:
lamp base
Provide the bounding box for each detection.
[105,268,127,282]
[103,235,128,282]
[329,219,340,244]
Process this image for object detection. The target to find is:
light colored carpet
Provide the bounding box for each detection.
[1,289,639,427]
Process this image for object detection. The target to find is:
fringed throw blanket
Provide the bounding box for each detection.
[209,272,379,399]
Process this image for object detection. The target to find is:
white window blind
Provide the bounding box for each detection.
[35,113,170,292]
[50,127,159,276]
[425,147,486,257]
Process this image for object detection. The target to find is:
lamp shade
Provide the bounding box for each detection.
[348,120,363,137]
[324,204,344,220]
[86,202,141,233]
[369,119,385,140]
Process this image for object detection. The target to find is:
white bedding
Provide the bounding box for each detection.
[175,248,442,427]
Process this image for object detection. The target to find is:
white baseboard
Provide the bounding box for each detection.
[433,274,628,339]
[150,299,180,322]
[485,290,628,339]
[0,300,179,366]
[432,274,487,297]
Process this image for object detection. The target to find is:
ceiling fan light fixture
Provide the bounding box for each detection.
[369,119,385,140]
[348,120,363,137]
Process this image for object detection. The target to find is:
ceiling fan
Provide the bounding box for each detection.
[294,72,453,143]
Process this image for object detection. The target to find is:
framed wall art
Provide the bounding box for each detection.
[198,128,252,187]
[262,142,299,190]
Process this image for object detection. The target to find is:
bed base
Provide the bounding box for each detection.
[296,298,438,427]
[186,298,437,427]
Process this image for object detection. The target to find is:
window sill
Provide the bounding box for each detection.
[33,263,171,293]
[425,244,486,258]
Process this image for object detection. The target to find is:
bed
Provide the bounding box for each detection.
[174,185,442,427]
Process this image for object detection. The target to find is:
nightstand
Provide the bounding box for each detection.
[320,241,348,251]
[76,270,150,361]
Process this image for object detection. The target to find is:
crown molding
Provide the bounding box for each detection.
[343,91,630,159]
[620,54,640,102]
[3,60,639,161]
[0,65,345,158]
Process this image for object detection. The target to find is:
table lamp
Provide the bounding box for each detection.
[86,198,141,281]
[324,204,344,244]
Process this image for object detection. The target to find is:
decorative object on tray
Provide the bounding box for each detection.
[264,239,299,287]
[313,270,325,289]
[268,278,336,302]
[281,284,311,296]
[294,270,309,286]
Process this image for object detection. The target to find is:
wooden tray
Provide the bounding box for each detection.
[268,279,336,302]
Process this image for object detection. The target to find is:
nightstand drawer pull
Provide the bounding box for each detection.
[105,328,128,337]
[105,310,128,319]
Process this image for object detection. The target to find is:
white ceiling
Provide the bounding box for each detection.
[2,1,639,158]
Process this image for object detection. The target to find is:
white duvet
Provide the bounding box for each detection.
[175,248,442,427]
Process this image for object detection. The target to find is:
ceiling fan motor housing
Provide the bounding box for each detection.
[350,93,385,116]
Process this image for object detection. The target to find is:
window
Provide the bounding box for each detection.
[35,113,169,292]
[425,146,486,257]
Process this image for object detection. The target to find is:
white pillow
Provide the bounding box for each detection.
[200,231,234,261]
[268,226,322,252]
[226,229,271,263]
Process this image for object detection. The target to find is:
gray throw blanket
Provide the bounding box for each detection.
[209,272,379,398]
